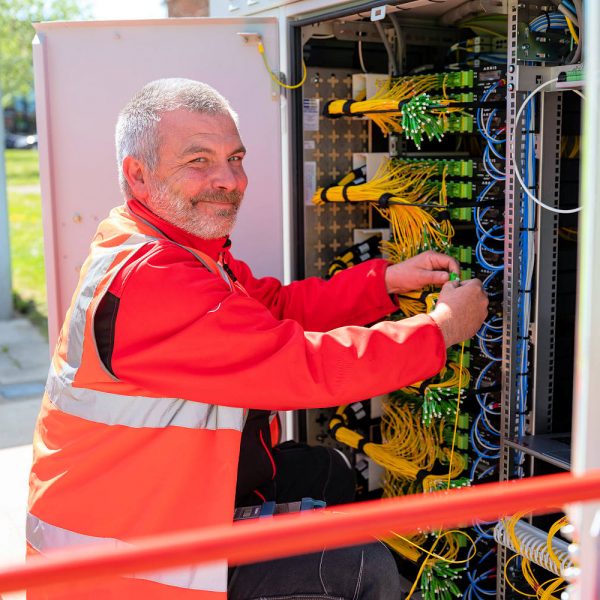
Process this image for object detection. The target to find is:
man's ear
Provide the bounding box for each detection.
[122,156,151,202]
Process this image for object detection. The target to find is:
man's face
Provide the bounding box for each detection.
[145,109,248,239]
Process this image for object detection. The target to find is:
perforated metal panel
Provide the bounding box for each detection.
[302,67,370,278]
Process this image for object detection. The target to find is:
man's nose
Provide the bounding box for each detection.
[211,163,239,192]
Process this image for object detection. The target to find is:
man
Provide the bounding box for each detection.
[27,78,488,599]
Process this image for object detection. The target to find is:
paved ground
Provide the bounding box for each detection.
[0,317,49,599]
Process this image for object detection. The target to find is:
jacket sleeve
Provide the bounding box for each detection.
[110,245,446,411]
[226,253,398,331]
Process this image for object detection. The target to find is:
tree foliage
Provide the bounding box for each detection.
[0,0,89,105]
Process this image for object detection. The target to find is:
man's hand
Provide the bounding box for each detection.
[429,279,489,347]
[384,250,460,295]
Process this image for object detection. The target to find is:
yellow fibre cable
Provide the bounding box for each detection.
[503,511,565,600]
[257,41,307,90]
[503,553,538,598]
[538,578,566,600]
[565,17,579,44]
[390,529,478,565]
[547,516,569,574]
[405,342,469,600]
[446,343,465,489]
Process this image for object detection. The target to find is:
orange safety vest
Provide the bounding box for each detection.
[28,205,245,598]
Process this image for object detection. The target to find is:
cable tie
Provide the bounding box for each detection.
[378,193,394,208]
[342,184,352,202]
[328,420,345,438]
[322,99,342,119]
[418,379,432,396]
[356,438,368,454]
[414,468,430,483]
[516,372,529,377]
[517,335,530,340]
[320,186,332,203]
[518,288,531,294]
[342,99,357,116]
[519,227,536,232]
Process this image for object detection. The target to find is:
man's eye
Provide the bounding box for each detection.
[229,155,244,162]
[191,157,207,163]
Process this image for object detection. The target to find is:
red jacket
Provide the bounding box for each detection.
[28,199,445,598]
[104,199,446,408]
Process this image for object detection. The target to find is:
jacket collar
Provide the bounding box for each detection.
[126,198,230,260]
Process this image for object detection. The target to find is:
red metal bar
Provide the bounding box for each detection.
[2,469,600,594]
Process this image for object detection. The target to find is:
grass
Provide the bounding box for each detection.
[5,148,48,337]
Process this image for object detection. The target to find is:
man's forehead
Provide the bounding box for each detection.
[158,110,241,148]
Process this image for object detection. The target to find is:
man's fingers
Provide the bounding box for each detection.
[423,251,460,275]
[429,270,451,286]
[440,279,460,292]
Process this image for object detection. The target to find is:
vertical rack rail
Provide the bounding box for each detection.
[497,2,522,595]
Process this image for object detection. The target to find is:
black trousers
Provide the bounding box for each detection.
[229,442,401,600]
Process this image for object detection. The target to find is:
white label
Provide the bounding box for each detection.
[304,139,316,151]
[303,98,320,132]
[304,161,317,206]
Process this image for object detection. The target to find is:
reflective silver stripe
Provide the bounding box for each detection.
[65,234,152,376]
[46,363,244,431]
[26,513,227,593]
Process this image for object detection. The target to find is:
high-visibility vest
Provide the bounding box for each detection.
[28,205,245,598]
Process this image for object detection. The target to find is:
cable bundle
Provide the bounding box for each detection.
[528,11,569,33]
[385,527,473,600]
[322,71,473,142]
[390,363,471,427]
[329,402,466,494]
[395,289,439,318]
[312,159,454,262]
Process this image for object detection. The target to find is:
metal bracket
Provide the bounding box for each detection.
[332,21,381,43]
[236,32,262,45]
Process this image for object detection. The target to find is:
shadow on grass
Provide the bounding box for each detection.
[12,292,48,341]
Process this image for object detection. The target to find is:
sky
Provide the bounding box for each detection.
[89,0,168,20]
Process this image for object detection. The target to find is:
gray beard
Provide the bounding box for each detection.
[148,181,242,239]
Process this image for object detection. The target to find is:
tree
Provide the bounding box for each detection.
[0,0,89,106]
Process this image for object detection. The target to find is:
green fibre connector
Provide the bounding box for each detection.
[449,207,472,221]
[448,92,474,103]
[444,70,474,89]
[446,182,473,199]
[445,114,474,133]
[397,70,474,91]
[458,413,470,429]
[462,267,473,280]
[393,158,473,178]
[457,433,470,450]
[452,159,473,177]
[449,245,473,265]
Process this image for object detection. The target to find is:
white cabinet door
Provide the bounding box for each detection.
[33,18,282,345]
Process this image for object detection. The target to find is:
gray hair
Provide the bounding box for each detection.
[115,78,239,198]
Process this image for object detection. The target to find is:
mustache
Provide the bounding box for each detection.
[190,190,243,206]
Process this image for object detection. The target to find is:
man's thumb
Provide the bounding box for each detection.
[430,270,451,286]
